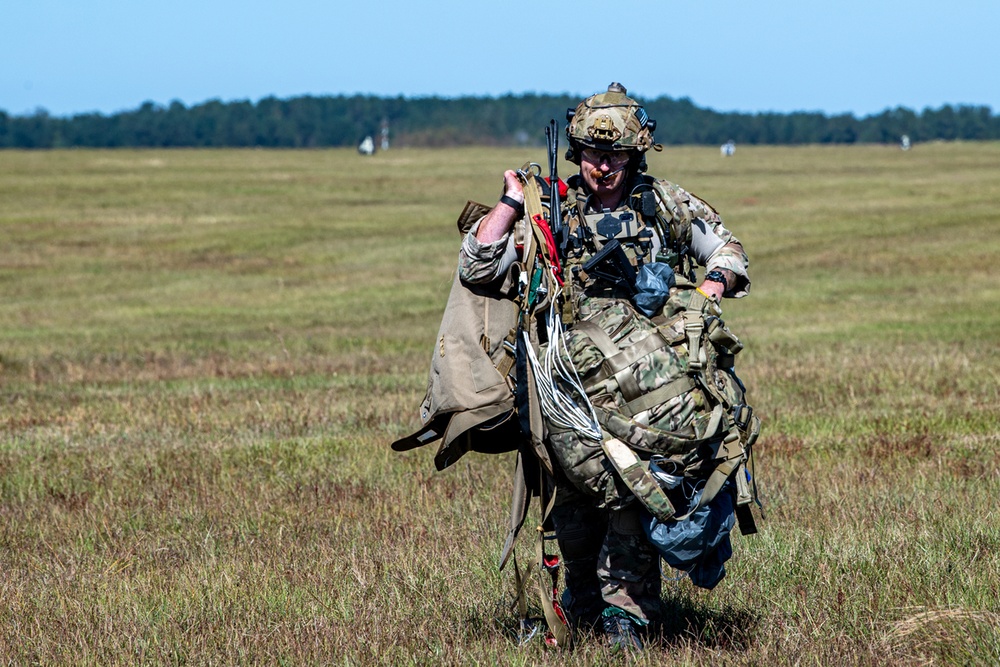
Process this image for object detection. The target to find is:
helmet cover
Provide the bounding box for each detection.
[566,82,655,161]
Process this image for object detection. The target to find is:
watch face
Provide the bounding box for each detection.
[706,271,728,289]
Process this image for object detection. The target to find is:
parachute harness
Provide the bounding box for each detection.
[515,164,601,442]
[507,163,590,649]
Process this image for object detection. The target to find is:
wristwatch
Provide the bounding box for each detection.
[704,270,729,291]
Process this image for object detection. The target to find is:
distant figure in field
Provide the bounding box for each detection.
[357,136,375,156]
[900,135,911,151]
[721,140,736,157]
[380,120,390,151]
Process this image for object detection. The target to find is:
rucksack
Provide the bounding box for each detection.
[544,282,761,534]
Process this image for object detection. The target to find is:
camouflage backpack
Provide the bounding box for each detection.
[545,282,761,531]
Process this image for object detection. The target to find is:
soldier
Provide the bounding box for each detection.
[458,83,751,651]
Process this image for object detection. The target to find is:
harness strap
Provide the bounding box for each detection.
[609,329,670,372]
[681,303,742,413]
[571,319,618,357]
[499,449,531,571]
[706,317,744,355]
[509,169,567,649]
[521,334,553,475]
[601,437,676,522]
[734,411,762,535]
[512,550,530,621]
[534,525,571,648]
[682,307,707,372]
[520,171,562,291]
[596,331,671,394]
[571,319,639,401]
[620,376,697,418]
[509,466,572,648]
[495,327,518,379]
[518,188,540,292]
[673,425,744,521]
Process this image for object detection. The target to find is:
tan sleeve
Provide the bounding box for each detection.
[458,218,519,285]
[684,188,751,298]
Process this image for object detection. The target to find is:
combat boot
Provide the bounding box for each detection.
[601,607,644,652]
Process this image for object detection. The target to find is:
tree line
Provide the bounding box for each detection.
[1,93,997,149]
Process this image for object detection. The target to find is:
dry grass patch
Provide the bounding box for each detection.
[1,143,999,664]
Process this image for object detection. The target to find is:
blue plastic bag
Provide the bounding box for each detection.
[634,262,676,317]
[641,479,736,590]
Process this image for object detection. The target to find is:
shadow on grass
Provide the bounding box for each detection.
[476,593,758,653]
[483,598,547,647]
[649,593,759,652]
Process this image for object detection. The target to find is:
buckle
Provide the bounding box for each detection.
[733,404,753,431]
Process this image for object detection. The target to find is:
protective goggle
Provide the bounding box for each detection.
[580,148,630,168]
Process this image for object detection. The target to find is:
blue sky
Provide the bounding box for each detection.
[3,0,997,118]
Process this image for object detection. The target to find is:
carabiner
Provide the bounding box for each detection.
[515,162,542,183]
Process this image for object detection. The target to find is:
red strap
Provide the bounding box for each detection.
[544,177,569,200]
[531,213,563,285]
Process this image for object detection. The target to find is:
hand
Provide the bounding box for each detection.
[500,170,524,207]
[696,279,724,302]
[476,170,525,243]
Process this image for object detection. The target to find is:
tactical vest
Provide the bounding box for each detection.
[561,174,701,293]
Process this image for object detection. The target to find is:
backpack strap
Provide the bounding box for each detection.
[672,411,744,521]
[601,437,677,522]
[619,376,697,418]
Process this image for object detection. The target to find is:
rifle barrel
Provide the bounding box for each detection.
[546,119,565,257]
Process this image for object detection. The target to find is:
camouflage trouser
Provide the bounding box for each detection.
[550,479,662,627]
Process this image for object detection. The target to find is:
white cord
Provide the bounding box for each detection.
[523,287,602,441]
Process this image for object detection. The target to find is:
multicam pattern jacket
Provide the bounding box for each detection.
[459,173,750,299]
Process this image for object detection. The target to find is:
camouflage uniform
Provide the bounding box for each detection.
[457,84,751,631]
[550,473,663,627]
[460,176,749,298]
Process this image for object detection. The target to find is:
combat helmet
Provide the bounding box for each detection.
[565,82,657,164]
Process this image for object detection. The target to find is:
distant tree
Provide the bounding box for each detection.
[0,95,997,148]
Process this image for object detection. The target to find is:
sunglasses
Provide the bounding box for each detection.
[581,148,630,168]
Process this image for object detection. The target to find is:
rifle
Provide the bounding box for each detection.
[544,120,567,258]
[581,239,637,295]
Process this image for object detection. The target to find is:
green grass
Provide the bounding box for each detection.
[1,143,999,665]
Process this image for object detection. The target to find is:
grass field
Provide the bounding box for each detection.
[2,142,999,665]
